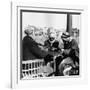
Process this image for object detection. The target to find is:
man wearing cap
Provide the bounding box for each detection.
[61,32,79,61]
[58,32,79,75]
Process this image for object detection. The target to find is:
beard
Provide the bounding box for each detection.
[49,37,55,41]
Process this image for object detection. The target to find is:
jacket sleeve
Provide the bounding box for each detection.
[27,37,49,58]
[71,39,79,50]
[71,39,79,57]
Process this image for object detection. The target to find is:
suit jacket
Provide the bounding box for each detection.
[44,39,59,52]
[23,35,48,61]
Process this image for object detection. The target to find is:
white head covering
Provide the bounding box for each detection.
[24,25,35,35]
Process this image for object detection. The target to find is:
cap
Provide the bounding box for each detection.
[61,32,70,39]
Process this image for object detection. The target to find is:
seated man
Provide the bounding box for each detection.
[61,32,79,64]
[44,28,62,76]
[58,32,79,76]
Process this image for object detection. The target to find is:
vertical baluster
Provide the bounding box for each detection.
[34,62,35,74]
[31,62,32,75]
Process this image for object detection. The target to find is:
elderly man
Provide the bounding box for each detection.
[44,28,63,76]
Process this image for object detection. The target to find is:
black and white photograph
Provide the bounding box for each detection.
[10,1,89,88]
[20,9,80,79]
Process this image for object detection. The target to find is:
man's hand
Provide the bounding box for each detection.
[38,45,45,50]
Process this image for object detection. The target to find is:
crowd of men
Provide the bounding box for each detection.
[22,25,79,76]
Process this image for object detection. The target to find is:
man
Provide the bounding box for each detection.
[44,28,60,52]
[58,32,79,76]
[44,28,62,76]
[61,32,79,63]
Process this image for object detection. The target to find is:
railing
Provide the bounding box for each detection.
[22,59,44,79]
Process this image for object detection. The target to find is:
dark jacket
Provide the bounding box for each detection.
[44,39,59,52]
[63,39,79,55]
[63,39,79,63]
[23,36,48,60]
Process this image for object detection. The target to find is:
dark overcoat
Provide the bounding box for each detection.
[23,36,48,60]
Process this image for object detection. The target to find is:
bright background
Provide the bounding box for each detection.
[22,12,80,37]
[23,13,67,29]
[0,0,89,90]
[23,13,80,29]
